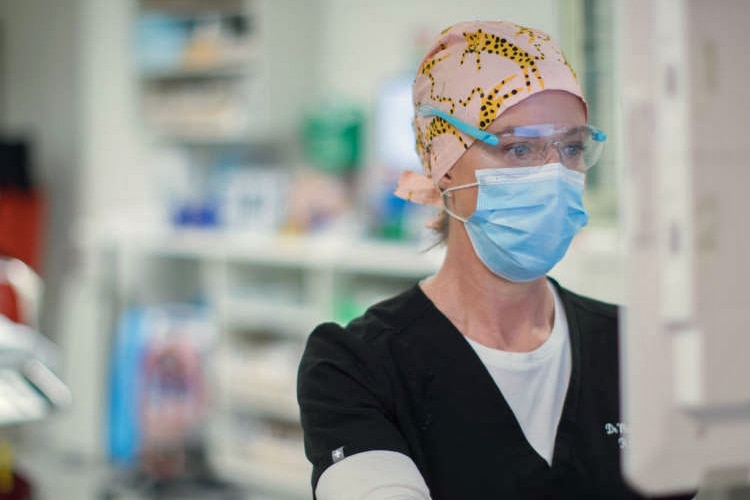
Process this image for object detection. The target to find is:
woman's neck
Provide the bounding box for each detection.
[420,235,555,352]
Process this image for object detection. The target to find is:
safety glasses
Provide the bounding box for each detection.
[418,105,607,171]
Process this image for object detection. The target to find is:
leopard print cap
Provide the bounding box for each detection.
[394,20,586,208]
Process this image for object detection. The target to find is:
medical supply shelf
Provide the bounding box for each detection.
[95,225,442,499]
[135,0,316,144]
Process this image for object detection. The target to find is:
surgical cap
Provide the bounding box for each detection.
[394,20,587,207]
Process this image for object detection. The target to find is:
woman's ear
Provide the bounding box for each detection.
[437,171,453,191]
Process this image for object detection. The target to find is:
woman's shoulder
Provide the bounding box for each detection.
[347,284,436,340]
[299,284,439,398]
[303,284,435,360]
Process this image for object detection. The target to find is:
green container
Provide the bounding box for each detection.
[302,104,363,174]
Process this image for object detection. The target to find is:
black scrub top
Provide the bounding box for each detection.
[297,279,695,500]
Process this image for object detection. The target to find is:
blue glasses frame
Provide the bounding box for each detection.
[417,104,607,145]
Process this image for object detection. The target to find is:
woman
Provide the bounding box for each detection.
[297,21,694,500]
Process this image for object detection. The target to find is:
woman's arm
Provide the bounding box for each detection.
[316,450,432,500]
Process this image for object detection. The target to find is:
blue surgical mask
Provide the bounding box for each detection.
[442,163,589,282]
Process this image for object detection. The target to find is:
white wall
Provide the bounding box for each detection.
[78,0,153,224]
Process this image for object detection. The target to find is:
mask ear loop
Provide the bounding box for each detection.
[440,183,477,223]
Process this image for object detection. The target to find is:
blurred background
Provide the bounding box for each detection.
[0,0,621,498]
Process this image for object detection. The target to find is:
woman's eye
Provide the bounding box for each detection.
[562,142,584,157]
[503,143,533,159]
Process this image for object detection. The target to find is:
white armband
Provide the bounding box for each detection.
[316,450,432,500]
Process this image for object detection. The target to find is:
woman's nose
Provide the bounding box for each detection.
[542,142,563,164]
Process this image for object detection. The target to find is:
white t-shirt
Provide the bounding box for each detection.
[464,282,571,465]
[316,283,571,499]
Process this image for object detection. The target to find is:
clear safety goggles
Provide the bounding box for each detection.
[418,105,607,172]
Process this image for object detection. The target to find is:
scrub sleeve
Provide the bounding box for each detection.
[297,322,410,491]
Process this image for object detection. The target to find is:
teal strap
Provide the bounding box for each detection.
[417,105,500,146]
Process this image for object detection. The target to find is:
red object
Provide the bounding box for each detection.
[0,283,20,323]
[0,189,45,274]
[0,471,34,500]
